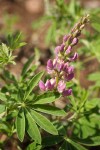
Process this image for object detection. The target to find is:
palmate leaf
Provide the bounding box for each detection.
[16,108,25,142]
[30,109,58,135]
[24,71,44,101]
[7,32,26,50]
[33,104,67,116]
[25,109,41,144]
[34,91,60,104]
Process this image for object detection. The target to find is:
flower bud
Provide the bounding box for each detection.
[60,44,65,52]
[71,38,78,46]
[66,46,72,54]
[55,46,61,55]
[63,35,69,42]
[80,24,85,30]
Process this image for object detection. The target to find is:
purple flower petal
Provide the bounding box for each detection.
[63,62,69,72]
[67,73,74,81]
[39,81,46,91]
[70,52,78,61]
[60,44,65,52]
[71,37,78,46]
[63,35,69,42]
[57,80,66,93]
[53,59,57,68]
[45,80,52,90]
[55,46,61,55]
[47,59,53,69]
[66,46,72,54]
[45,79,55,90]
[62,89,72,96]
[68,66,74,74]
[57,61,64,72]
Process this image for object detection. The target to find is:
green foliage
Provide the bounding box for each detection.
[25,109,41,144]
[16,108,25,142]
[32,0,84,46]
[0,32,26,67]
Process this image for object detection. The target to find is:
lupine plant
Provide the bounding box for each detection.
[0,14,100,150]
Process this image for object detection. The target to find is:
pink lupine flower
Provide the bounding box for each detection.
[39,81,46,91]
[39,15,89,96]
[57,80,66,93]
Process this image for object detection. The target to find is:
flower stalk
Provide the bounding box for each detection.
[39,14,89,96]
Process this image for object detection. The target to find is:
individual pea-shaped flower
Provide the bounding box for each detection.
[62,89,72,96]
[39,81,46,91]
[68,66,74,74]
[56,60,64,72]
[47,59,54,74]
[57,80,66,93]
[45,79,56,90]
